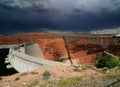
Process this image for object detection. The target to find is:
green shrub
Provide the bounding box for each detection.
[14,77,20,81]
[73,65,81,72]
[42,70,51,77]
[0,77,2,80]
[95,55,120,69]
[58,58,69,62]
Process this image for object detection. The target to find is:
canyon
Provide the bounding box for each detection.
[0,33,119,64]
[0,33,120,87]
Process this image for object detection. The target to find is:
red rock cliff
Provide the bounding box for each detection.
[35,38,105,64]
[68,40,104,64]
[0,33,108,64]
[34,38,68,61]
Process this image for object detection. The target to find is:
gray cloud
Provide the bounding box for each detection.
[1,0,120,15]
[0,0,120,35]
[90,27,120,34]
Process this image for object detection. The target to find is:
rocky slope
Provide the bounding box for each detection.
[0,65,120,87]
[68,40,104,64]
[35,38,105,64]
[108,45,120,56]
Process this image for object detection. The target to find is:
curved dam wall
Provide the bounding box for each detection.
[8,43,69,72]
[25,43,44,58]
[9,51,69,72]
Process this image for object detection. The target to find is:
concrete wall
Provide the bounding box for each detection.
[0,45,16,49]
[10,52,43,72]
[7,43,69,72]
[9,51,69,72]
[25,43,44,58]
[7,44,70,72]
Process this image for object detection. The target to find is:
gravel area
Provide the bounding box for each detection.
[70,78,120,87]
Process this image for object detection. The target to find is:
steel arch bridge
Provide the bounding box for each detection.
[63,35,114,47]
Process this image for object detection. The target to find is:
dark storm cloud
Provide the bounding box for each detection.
[0,0,120,35]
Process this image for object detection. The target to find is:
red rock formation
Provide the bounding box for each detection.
[68,40,105,64]
[0,33,111,64]
[34,38,69,61]
[35,38,105,64]
[108,45,120,56]
[0,34,6,39]
[0,34,7,44]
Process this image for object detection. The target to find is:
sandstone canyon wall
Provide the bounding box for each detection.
[34,38,69,61]
[0,33,114,64]
[35,38,105,64]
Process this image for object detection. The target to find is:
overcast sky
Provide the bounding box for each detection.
[0,0,120,35]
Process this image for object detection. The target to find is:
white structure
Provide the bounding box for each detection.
[6,43,70,72]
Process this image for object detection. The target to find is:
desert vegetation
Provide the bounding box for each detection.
[0,77,2,80]
[95,55,120,69]
[27,69,120,87]
[42,70,51,77]
[0,61,120,87]
[36,55,120,87]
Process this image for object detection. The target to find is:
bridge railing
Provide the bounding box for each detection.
[64,36,112,47]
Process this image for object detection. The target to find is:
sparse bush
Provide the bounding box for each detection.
[106,74,120,80]
[90,74,95,80]
[85,64,93,68]
[27,80,39,87]
[101,67,109,74]
[14,77,20,81]
[21,72,29,76]
[58,58,69,62]
[73,65,81,72]
[95,55,120,69]
[0,77,2,80]
[30,71,38,75]
[42,70,51,77]
[40,77,82,87]
[82,66,87,70]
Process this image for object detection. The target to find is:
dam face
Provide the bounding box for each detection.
[0,48,18,76]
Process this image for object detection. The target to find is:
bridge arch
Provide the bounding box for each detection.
[63,36,112,47]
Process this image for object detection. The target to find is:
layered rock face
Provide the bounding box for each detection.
[68,40,104,64]
[34,38,68,61]
[35,38,105,64]
[108,45,120,56]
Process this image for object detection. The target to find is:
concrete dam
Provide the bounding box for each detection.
[2,43,69,73]
[0,34,119,74]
